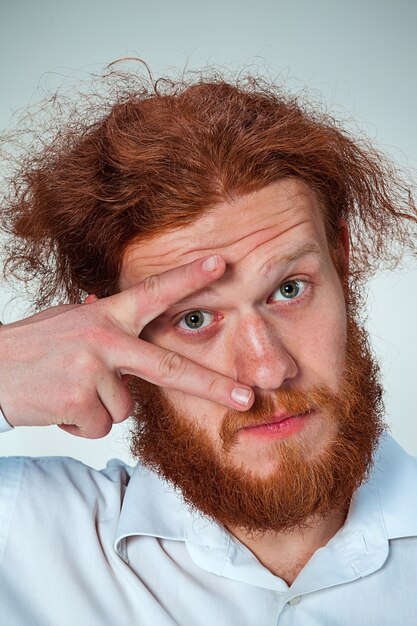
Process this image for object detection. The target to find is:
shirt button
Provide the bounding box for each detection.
[288,596,301,606]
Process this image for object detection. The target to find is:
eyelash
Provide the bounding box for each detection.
[267,278,310,305]
[175,311,222,337]
[174,278,311,336]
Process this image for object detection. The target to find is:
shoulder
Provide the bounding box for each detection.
[0,455,136,570]
[374,434,417,476]
[0,455,134,524]
[0,452,133,488]
[372,434,417,539]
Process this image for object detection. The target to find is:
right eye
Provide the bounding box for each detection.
[177,310,215,332]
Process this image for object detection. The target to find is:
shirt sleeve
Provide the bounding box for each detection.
[0,407,14,433]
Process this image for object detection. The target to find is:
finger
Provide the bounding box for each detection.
[106,255,226,335]
[111,335,254,411]
[58,418,112,438]
[57,403,113,439]
[96,372,134,424]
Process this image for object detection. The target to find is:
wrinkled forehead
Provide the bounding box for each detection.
[120,178,328,288]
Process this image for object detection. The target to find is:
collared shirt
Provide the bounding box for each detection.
[0,427,417,626]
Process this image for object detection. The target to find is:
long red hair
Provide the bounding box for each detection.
[1,70,416,308]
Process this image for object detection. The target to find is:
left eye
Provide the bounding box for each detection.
[178,310,215,331]
[269,279,307,302]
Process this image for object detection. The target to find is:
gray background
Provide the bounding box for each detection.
[1,0,416,467]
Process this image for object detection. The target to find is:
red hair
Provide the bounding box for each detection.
[1,70,416,309]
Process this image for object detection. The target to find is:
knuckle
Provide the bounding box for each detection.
[158,351,187,383]
[207,374,224,397]
[141,274,162,303]
[70,351,95,373]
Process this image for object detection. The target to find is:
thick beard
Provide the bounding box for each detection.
[129,312,385,535]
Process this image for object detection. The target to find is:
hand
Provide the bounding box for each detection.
[0,255,254,438]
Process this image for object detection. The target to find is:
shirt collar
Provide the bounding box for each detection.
[114,434,417,581]
[290,434,417,594]
[114,464,186,561]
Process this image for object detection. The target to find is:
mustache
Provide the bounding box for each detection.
[219,385,335,449]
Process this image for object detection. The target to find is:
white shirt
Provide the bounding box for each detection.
[1,417,417,625]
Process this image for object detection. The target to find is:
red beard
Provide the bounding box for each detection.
[129,313,385,534]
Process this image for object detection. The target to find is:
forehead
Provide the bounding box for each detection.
[120,178,328,288]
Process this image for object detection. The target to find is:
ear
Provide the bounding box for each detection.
[337,218,350,278]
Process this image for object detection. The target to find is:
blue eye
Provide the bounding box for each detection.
[269,279,306,302]
[178,310,215,331]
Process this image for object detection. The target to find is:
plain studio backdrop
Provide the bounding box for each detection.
[0,0,416,468]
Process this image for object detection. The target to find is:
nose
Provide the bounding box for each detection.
[233,313,298,391]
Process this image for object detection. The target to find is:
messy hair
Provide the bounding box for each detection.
[1,64,416,310]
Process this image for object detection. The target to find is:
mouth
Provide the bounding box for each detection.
[239,409,315,439]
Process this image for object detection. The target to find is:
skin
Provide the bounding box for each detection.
[121,179,348,473]
[120,178,350,582]
[0,176,350,583]
[0,257,255,437]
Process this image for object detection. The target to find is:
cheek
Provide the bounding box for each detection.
[142,322,234,431]
[144,320,235,378]
[162,387,227,441]
[302,294,347,388]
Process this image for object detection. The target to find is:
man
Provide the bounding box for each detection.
[0,73,416,625]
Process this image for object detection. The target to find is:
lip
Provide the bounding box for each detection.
[240,411,309,430]
[239,409,314,439]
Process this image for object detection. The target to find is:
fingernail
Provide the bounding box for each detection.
[202,255,219,272]
[231,387,252,406]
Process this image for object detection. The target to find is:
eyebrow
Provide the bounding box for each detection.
[266,242,322,268]
[174,242,322,306]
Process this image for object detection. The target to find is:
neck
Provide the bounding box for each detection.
[229,506,348,586]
